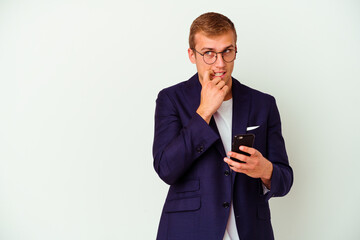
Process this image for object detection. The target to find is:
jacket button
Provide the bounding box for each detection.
[196,145,204,153]
[223,202,230,208]
[224,170,230,176]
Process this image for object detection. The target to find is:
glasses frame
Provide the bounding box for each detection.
[192,48,237,65]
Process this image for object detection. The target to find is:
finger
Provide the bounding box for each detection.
[224,157,243,168]
[221,85,229,94]
[225,158,249,174]
[231,165,249,175]
[239,146,256,155]
[211,76,221,85]
[229,164,247,173]
[216,80,226,89]
[226,160,253,172]
[203,70,214,83]
[227,152,248,163]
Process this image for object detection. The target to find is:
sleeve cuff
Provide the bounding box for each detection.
[262,183,270,195]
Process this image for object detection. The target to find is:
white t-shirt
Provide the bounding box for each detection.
[213,98,240,240]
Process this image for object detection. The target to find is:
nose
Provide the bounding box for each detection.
[214,53,226,67]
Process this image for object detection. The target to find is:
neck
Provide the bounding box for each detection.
[224,90,233,101]
[224,77,233,101]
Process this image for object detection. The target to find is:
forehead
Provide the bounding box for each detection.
[194,31,236,51]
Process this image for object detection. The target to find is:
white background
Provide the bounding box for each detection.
[0,0,359,239]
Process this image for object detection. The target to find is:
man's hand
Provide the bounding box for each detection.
[224,146,273,189]
[196,70,229,124]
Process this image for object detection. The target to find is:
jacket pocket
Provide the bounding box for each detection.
[246,124,265,135]
[164,196,201,213]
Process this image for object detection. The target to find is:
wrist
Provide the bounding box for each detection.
[261,161,273,189]
[196,107,212,124]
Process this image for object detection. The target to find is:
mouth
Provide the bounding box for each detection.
[213,72,226,79]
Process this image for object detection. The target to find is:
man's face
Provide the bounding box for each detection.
[188,31,236,89]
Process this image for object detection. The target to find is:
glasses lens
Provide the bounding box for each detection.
[223,50,236,62]
[203,51,217,64]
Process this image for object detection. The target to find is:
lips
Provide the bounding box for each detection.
[213,72,226,78]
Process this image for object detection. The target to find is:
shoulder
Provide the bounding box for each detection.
[158,80,187,97]
[232,78,275,103]
[157,74,200,100]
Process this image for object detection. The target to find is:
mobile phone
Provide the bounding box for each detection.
[230,134,255,163]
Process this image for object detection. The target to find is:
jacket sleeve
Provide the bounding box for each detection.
[152,90,219,185]
[265,97,294,201]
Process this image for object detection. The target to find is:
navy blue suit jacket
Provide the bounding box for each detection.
[153,74,293,240]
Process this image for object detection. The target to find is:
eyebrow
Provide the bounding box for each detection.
[200,44,235,52]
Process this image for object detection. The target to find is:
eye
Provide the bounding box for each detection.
[204,51,215,57]
[222,49,234,57]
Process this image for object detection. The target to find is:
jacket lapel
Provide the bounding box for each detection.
[231,78,251,183]
[231,78,250,139]
[183,74,202,114]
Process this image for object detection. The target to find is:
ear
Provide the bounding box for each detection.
[188,48,196,64]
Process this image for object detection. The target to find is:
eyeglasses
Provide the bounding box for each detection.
[192,48,237,65]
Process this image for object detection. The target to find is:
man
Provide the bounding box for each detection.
[153,12,293,240]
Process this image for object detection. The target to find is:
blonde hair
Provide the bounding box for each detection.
[189,12,237,49]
